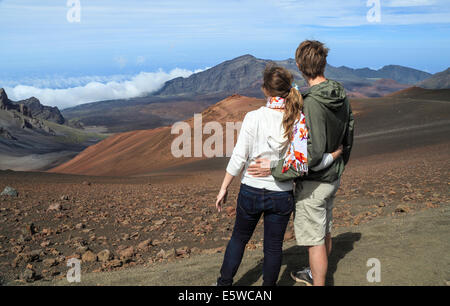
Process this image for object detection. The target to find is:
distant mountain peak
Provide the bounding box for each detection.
[417,67,450,89]
[154,54,270,96]
[233,54,256,60]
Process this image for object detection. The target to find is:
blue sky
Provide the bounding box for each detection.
[0,0,449,108]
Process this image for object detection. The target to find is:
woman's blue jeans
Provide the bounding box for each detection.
[217,184,294,286]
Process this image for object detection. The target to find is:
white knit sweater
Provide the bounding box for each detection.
[226,106,333,191]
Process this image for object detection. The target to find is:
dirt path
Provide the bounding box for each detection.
[29,205,449,286]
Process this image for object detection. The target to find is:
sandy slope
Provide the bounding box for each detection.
[0,151,79,172]
[49,95,265,176]
[0,109,106,171]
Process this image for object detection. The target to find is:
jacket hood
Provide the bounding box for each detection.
[303,79,347,111]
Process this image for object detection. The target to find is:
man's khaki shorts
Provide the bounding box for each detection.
[293,179,340,246]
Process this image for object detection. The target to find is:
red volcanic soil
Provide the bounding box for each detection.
[49,95,265,177]
[386,86,450,100]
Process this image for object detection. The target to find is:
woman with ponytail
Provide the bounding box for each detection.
[214,65,342,286]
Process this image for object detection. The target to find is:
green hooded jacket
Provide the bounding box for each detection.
[271,79,354,183]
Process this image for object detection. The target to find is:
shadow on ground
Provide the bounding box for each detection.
[234,232,362,286]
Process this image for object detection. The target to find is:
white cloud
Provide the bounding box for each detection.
[4,68,207,109]
[1,74,133,89]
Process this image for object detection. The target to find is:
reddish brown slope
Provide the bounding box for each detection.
[347,79,410,98]
[386,86,450,100]
[49,95,265,176]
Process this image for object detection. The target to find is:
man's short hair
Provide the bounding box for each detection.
[295,40,329,80]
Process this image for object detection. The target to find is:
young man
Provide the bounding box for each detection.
[248,40,354,286]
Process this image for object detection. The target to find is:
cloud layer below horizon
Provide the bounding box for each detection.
[3,68,205,109]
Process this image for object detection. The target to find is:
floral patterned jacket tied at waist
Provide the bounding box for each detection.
[266,96,309,174]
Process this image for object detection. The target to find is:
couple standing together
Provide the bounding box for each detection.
[215,40,354,286]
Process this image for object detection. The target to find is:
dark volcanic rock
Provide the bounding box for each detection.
[1,186,18,197]
[16,97,65,124]
[0,127,17,140]
[0,88,8,109]
[0,88,31,117]
[20,268,36,282]
[1,88,65,124]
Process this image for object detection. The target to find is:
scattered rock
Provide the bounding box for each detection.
[12,253,31,267]
[60,195,69,201]
[47,203,62,212]
[395,205,410,213]
[82,181,91,186]
[66,254,81,260]
[97,249,112,262]
[11,245,24,254]
[17,234,31,243]
[40,240,51,248]
[156,249,167,259]
[20,268,36,282]
[402,195,412,202]
[225,206,236,216]
[81,250,97,262]
[22,223,37,236]
[137,239,153,250]
[153,219,166,226]
[1,186,18,197]
[75,223,86,229]
[42,258,58,267]
[118,246,135,261]
[76,246,89,254]
[30,249,43,259]
[174,246,191,257]
[426,202,439,209]
[106,259,122,268]
[120,233,130,241]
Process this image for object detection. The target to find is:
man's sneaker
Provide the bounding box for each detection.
[290,267,313,286]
